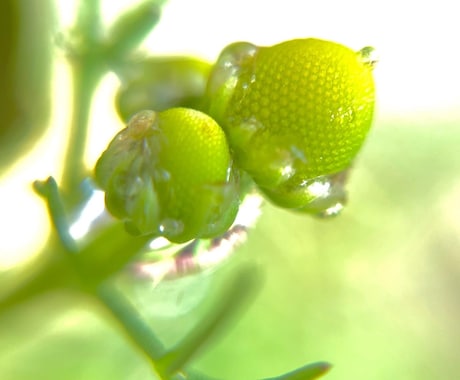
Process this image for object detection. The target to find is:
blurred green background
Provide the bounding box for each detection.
[1,0,459,379]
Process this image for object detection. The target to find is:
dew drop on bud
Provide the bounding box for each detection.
[299,169,349,218]
[158,218,184,237]
[206,41,259,121]
[357,46,378,69]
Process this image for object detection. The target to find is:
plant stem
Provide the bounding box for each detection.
[97,282,166,377]
[34,176,79,253]
[60,0,104,199]
[61,62,102,197]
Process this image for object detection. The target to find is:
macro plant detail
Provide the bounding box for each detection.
[207,38,376,214]
[95,108,240,243]
[100,38,376,239]
[0,1,377,379]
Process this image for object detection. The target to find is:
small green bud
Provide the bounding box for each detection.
[105,1,164,61]
[95,108,239,243]
[115,57,211,122]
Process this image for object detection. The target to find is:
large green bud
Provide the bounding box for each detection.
[206,38,376,215]
[95,108,239,243]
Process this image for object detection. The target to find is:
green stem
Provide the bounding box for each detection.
[60,0,103,198]
[263,362,332,380]
[96,282,166,376]
[61,62,102,197]
[157,265,262,376]
[34,176,78,253]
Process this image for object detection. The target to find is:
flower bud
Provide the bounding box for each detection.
[115,57,211,122]
[95,108,239,243]
[206,38,375,215]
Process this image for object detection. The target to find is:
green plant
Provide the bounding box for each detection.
[0,1,376,379]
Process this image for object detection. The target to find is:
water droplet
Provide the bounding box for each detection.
[198,179,240,236]
[261,145,307,186]
[357,46,378,68]
[129,222,255,318]
[249,149,297,188]
[263,169,348,214]
[280,164,295,179]
[306,177,331,197]
[159,218,184,237]
[233,116,264,147]
[299,170,349,217]
[319,202,344,217]
[207,42,258,118]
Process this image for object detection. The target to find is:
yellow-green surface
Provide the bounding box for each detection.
[1,117,459,379]
[207,39,375,212]
[95,108,239,242]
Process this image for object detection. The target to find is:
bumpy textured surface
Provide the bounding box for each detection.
[95,108,239,243]
[207,38,375,210]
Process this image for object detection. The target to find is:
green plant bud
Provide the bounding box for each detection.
[95,108,239,243]
[115,57,211,122]
[206,38,375,215]
[105,0,165,62]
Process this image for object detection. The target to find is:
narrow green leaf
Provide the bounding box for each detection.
[173,370,221,380]
[97,282,166,362]
[158,264,262,376]
[263,361,332,380]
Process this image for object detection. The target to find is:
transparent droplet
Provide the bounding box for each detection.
[135,191,263,282]
[125,191,264,320]
[131,259,214,317]
[257,145,304,187]
[207,42,259,118]
[262,169,348,215]
[319,202,345,217]
[357,46,378,68]
[300,170,349,218]
[159,218,184,237]
[233,116,264,147]
[213,41,257,79]
[196,178,241,239]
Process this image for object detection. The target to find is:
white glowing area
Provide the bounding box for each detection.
[69,190,106,240]
[233,192,264,228]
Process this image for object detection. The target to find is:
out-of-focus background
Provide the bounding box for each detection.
[0,0,459,379]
